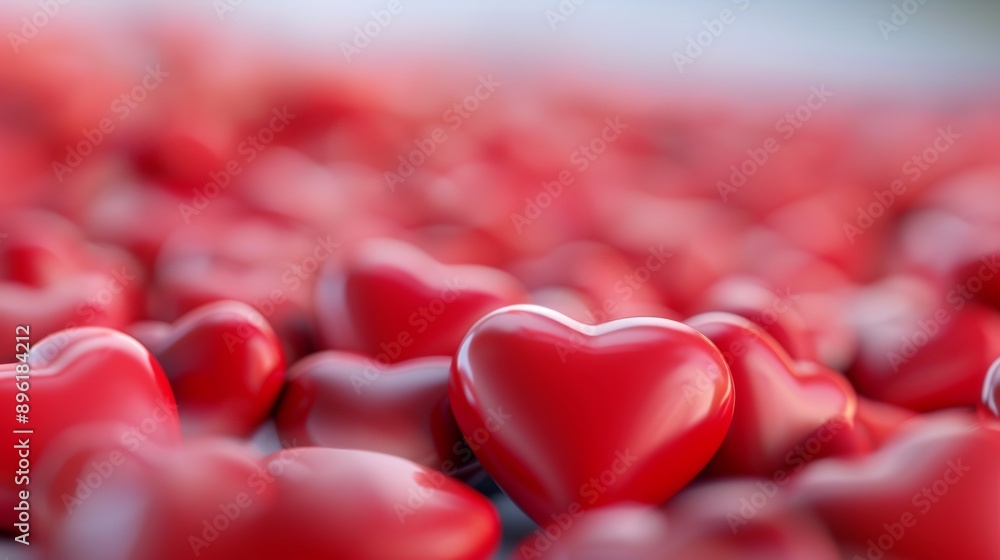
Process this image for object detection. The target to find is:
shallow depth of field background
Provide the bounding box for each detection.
[2,1,999,558]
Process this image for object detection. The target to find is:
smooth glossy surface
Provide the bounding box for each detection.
[790,412,1000,560]
[980,356,1000,421]
[1,327,180,525]
[687,312,862,476]
[153,300,286,437]
[450,304,734,524]
[315,238,527,362]
[49,444,500,560]
[274,352,472,475]
[850,299,1000,411]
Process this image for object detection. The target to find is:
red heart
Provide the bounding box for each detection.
[140,300,286,437]
[274,351,473,476]
[849,277,1000,411]
[2,327,180,526]
[449,304,734,524]
[0,210,144,362]
[686,312,864,476]
[47,442,500,560]
[315,238,527,362]
[790,412,1000,560]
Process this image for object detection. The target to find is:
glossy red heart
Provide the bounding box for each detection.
[46,442,500,560]
[790,411,1000,560]
[449,304,734,525]
[134,300,285,437]
[315,238,527,362]
[686,312,864,477]
[2,327,180,527]
[274,351,473,476]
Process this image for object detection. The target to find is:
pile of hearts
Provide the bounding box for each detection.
[2,21,1000,560]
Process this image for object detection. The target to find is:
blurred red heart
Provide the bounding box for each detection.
[47,442,500,560]
[661,479,841,560]
[850,297,1000,411]
[450,304,734,524]
[2,327,180,526]
[513,480,841,560]
[274,351,473,476]
[315,238,527,362]
[0,211,145,362]
[141,300,285,437]
[790,411,1000,560]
